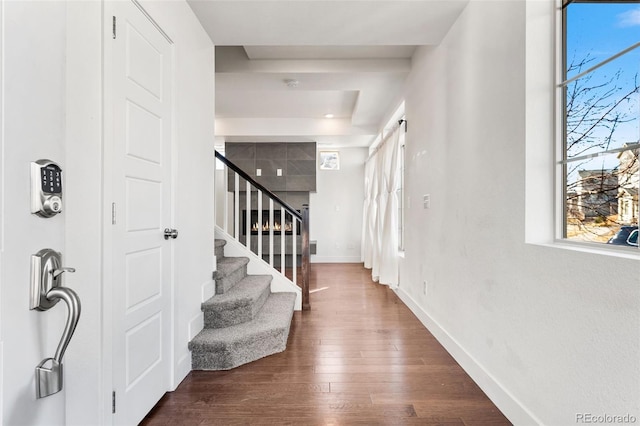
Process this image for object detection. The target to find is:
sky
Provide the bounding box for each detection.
[565,1,640,159]
[564,2,640,184]
[567,2,640,72]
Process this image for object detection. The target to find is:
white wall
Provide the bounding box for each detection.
[1,1,214,425]
[310,147,367,263]
[1,2,68,424]
[396,1,639,424]
[64,1,105,422]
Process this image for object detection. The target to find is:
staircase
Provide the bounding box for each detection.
[188,239,297,370]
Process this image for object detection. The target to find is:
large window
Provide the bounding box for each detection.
[561,0,639,249]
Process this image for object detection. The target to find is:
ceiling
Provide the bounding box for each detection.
[186,0,469,148]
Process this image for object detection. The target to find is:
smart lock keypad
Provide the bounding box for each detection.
[40,164,62,194]
[31,159,63,217]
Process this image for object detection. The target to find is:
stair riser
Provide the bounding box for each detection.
[204,286,270,329]
[214,239,227,259]
[215,264,247,294]
[191,327,289,370]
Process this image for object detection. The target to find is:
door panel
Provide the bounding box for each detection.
[125,177,162,231]
[111,1,173,424]
[125,313,163,388]
[126,101,163,164]
[125,248,162,309]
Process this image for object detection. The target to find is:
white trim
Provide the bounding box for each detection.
[101,3,116,422]
[174,353,191,391]
[543,240,639,260]
[524,0,557,246]
[201,280,215,303]
[188,312,203,342]
[394,287,541,426]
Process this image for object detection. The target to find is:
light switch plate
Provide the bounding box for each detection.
[277,168,283,176]
[256,168,262,176]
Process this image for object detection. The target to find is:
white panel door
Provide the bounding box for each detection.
[110,2,173,424]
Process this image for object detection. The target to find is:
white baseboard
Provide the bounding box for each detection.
[188,312,203,341]
[311,256,362,263]
[173,351,191,391]
[172,312,203,391]
[394,287,540,426]
[201,279,215,303]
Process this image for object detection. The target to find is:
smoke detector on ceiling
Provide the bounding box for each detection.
[284,79,299,88]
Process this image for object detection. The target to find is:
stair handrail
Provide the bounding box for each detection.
[215,150,310,310]
[215,150,301,221]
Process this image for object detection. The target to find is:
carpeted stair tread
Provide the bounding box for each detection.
[214,256,250,294]
[190,292,297,370]
[202,275,272,329]
[215,256,249,278]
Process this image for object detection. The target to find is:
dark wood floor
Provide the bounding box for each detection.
[141,263,511,425]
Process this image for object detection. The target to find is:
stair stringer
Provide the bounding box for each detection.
[215,225,302,311]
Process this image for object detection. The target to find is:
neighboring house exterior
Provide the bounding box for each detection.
[617,144,639,224]
[570,169,618,219]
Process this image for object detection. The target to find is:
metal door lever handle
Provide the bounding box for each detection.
[35,286,81,399]
[46,286,81,364]
[164,228,178,240]
[52,267,76,279]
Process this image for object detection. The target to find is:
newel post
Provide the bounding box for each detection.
[301,204,310,310]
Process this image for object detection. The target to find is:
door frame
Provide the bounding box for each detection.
[101,1,177,423]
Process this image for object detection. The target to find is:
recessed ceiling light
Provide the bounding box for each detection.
[324,113,334,118]
[284,79,299,88]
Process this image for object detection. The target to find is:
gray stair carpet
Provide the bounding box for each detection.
[214,238,226,259]
[190,292,297,370]
[214,256,249,294]
[202,274,272,329]
[190,238,297,370]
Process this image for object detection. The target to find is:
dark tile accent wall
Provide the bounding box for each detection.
[228,143,256,159]
[256,143,287,160]
[225,142,316,193]
[287,176,316,192]
[257,176,286,192]
[287,143,315,160]
[287,160,315,176]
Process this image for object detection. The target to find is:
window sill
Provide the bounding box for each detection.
[531,239,640,260]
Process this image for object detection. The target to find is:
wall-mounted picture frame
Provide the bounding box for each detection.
[319,151,340,170]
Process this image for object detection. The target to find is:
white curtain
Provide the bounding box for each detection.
[361,159,374,268]
[361,125,402,288]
